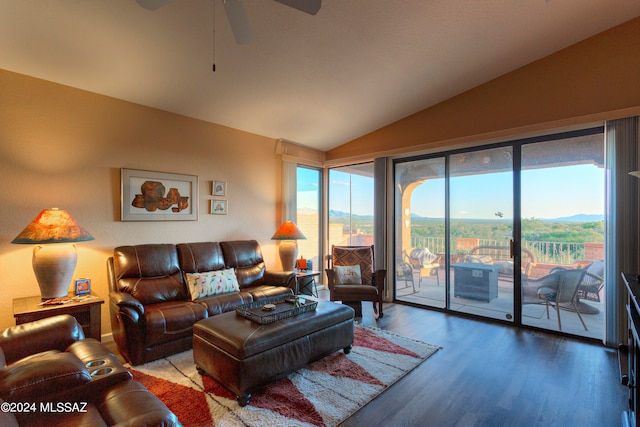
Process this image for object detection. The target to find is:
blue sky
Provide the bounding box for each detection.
[326,171,375,215]
[296,167,321,211]
[413,163,604,219]
[298,168,375,215]
[299,163,604,220]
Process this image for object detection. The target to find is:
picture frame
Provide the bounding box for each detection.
[213,181,226,196]
[121,168,198,221]
[210,199,227,215]
[74,278,91,296]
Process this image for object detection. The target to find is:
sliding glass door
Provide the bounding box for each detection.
[520,133,605,339]
[448,147,514,322]
[395,157,446,308]
[394,128,605,339]
[394,148,514,320]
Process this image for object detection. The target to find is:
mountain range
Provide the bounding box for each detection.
[329,210,604,222]
[539,213,604,222]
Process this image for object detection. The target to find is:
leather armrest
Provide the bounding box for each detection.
[109,291,144,315]
[0,352,91,402]
[97,380,180,427]
[66,339,132,398]
[264,270,296,288]
[0,315,84,365]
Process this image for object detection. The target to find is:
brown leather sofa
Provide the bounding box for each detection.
[108,240,295,365]
[0,314,180,427]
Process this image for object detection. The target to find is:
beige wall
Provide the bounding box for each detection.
[326,17,640,162]
[0,69,285,334]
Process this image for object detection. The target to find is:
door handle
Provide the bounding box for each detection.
[509,240,514,259]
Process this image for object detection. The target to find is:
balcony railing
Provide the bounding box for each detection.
[410,236,599,265]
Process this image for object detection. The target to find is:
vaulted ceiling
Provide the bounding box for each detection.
[1,1,638,151]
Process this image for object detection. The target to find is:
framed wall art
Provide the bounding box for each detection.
[210,199,227,215]
[121,168,198,221]
[213,181,226,196]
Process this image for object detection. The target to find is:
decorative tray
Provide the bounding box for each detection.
[235,294,317,324]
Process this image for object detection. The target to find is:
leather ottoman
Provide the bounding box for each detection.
[192,300,354,406]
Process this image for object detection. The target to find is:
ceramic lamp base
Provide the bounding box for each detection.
[278,240,298,272]
[32,244,76,300]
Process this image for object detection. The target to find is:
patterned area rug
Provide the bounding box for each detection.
[129,325,440,427]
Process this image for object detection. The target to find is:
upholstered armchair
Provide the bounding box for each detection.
[325,245,386,318]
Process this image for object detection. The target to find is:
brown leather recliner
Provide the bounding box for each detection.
[0,315,180,427]
[108,240,295,365]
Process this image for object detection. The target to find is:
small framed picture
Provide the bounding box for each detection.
[211,199,227,215]
[213,181,226,196]
[75,278,91,296]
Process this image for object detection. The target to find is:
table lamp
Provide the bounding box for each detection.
[271,220,306,271]
[12,208,94,300]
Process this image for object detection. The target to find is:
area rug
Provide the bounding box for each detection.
[128,325,440,427]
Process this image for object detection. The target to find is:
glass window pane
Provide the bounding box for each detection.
[395,157,446,308]
[521,133,605,339]
[328,163,375,251]
[296,166,321,272]
[449,146,514,322]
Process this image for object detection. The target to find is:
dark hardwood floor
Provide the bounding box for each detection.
[343,299,627,427]
[106,289,628,427]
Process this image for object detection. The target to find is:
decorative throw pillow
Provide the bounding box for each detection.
[185,268,240,300]
[466,255,493,264]
[332,246,374,286]
[335,265,362,285]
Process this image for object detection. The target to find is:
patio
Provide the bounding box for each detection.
[395,271,604,340]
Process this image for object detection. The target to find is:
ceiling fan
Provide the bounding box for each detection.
[136,0,321,45]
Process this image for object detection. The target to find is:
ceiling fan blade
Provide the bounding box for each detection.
[223,0,253,45]
[136,0,175,11]
[274,0,321,15]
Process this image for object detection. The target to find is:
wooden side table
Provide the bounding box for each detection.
[13,293,104,341]
[296,270,321,296]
